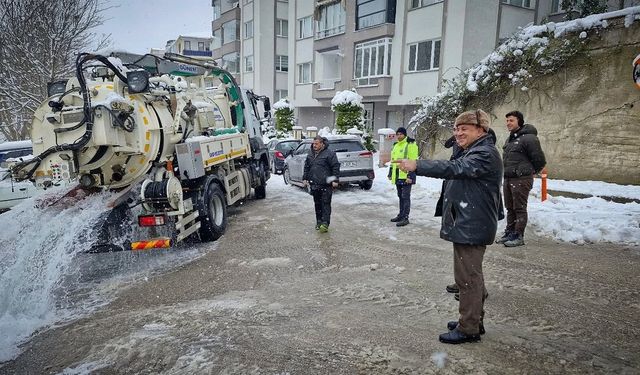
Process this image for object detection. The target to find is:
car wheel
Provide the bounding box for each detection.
[283,166,290,185]
[360,180,373,190]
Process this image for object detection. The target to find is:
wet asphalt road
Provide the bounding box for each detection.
[1,181,639,374]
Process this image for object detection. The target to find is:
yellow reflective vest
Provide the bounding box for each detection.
[389,138,419,184]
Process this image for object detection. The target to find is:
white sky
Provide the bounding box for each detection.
[93,0,214,54]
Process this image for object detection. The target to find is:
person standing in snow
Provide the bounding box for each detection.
[388,127,419,227]
[303,136,340,233]
[496,111,546,247]
[440,129,503,300]
[394,109,502,344]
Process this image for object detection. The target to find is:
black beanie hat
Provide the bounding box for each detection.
[396,127,407,136]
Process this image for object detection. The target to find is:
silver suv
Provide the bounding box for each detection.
[283,135,374,190]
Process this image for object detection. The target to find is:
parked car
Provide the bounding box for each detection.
[267,138,302,174]
[283,135,374,190]
[0,140,36,212]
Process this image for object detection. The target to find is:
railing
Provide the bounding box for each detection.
[183,49,213,57]
[315,25,345,39]
[318,78,340,90]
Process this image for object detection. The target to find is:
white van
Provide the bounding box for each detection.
[0,140,37,212]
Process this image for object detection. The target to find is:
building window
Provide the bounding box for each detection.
[354,38,392,86]
[275,89,288,101]
[501,0,534,9]
[275,55,289,72]
[213,0,221,20]
[297,62,312,84]
[222,20,238,44]
[276,19,288,37]
[244,55,253,72]
[550,0,567,13]
[243,0,252,4]
[316,2,345,39]
[244,20,254,39]
[184,40,191,51]
[410,0,443,9]
[297,16,313,39]
[356,0,395,30]
[407,39,440,72]
[223,52,239,74]
[213,29,222,49]
[198,41,205,51]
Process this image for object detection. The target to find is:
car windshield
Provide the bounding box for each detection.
[328,141,364,153]
[276,141,299,153]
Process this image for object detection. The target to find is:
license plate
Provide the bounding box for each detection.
[341,161,356,168]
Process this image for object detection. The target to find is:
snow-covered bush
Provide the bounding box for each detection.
[331,90,363,135]
[409,8,638,151]
[273,99,295,138]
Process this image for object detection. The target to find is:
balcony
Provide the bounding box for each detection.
[183,49,213,58]
[352,76,392,99]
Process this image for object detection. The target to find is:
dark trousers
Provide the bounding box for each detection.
[396,183,412,219]
[312,186,333,226]
[453,243,487,335]
[503,175,534,236]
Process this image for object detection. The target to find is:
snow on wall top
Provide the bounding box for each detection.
[410,6,640,127]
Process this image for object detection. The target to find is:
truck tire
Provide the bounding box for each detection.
[254,162,267,199]
[198,182,227,242]
[255,181,266,199]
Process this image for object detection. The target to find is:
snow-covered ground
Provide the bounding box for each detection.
[275,154,640,247]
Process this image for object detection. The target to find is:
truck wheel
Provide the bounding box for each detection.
[198,182,227,242]
[255,180,266,199]
[360,180,373,190]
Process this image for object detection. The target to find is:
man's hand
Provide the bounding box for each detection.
[406,178,413,184]
[392,159,417,172]
[331,181,338,188]
[303,180,309,187]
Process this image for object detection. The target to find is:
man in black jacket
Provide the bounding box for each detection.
[303,136,340,233]
[394,109,502,344]
[498,111,546,247]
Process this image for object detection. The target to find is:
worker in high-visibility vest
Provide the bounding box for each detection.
[388,127,419,227]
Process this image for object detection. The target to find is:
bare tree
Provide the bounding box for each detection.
[0,0,110,141]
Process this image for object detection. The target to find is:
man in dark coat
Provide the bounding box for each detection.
[303,136,340,233]
[394,109,502,344]
[498,111,546,247]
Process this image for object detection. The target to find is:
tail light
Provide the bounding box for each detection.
[138,214,166,227]
[368,171,375,179]
[359,151,373,157]
[274,151,285,160]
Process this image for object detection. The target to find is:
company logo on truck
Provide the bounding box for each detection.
[178,64,198,73]
[209,150,223,158]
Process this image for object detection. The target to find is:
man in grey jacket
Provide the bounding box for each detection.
[394,109,502,344]
[303,136,340,233]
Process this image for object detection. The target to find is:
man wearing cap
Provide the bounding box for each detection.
[497,111,546,247]
[303,136,340,233]
[388,127,419,227]
[394,109,503,344]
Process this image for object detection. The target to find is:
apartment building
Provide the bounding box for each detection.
[165,35,214,60]
[287,0,638,135]
[211,0,290,101]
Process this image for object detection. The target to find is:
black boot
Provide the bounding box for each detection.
[447,321,485,335]
[396,218,410,227]
[390,216,401,222]
[446,283,459,293]
[439,327,481,344]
